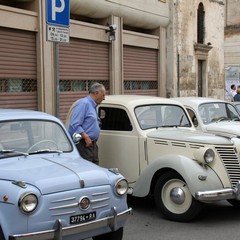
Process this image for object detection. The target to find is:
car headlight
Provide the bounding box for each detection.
[115,179,128,196]
[19,193,38,214]
[204,149,214,163]
[194,147,215,164]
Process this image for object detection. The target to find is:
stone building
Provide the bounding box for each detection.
[224,0,240,97]
[0,0,225,121]
[167,0,225,98]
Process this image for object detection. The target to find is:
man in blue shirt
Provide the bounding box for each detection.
[68,83,106,164]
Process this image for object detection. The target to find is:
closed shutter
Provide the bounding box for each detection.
[59,38,109,122]
[123,45,158,96]
[0,27,37,109]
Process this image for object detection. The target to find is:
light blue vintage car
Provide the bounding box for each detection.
[0,109,131,240]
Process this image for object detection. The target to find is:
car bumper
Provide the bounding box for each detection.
[195,181,240,201]
[9,207,132,240]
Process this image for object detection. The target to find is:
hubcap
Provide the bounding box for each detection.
[170,187,185,204]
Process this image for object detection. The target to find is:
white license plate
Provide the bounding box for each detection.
[70,211,96,224]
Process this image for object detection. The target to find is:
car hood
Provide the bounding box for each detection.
[147,128,232,145]
[204,121,240,137]
[0,155,110,194]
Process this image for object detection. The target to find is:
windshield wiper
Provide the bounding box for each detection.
[160,125,179,128]
[28,149,63,155]
[0,149,29,156]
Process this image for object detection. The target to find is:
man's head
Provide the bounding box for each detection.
[89,83,106,105]
[231,84,236,90]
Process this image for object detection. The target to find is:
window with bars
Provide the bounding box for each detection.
[0,79,37,92]
[124,81,158,90]
[59,80,110,92]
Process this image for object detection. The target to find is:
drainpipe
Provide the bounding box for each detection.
[177,52,180,97]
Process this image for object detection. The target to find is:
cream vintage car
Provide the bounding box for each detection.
[173,97,240,138]
[97,95,240,222]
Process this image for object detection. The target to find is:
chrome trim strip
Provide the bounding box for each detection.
[91,197,110,203]
[49,203,78,210]
[51,197,76,203]
[91,192,109,196]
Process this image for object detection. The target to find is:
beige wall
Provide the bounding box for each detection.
[167,0,225,99]
[224,0,240,68]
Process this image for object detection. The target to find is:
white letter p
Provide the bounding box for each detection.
[52,0,65,21]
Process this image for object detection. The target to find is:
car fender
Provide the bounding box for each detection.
[132,154,223,197]
[0,181,37,238]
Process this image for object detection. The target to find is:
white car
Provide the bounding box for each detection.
[97,95,240,222]
[173,97,240,138]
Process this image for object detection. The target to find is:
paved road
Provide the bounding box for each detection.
[123,196,240,240]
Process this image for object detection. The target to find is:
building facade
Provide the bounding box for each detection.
[0,0,225,122]
[167,0,225,99]
[224,0,240,97]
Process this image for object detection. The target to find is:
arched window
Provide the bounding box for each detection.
[197,3,205,44]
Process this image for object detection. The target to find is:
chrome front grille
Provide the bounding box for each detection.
[215,147,240,187]
[49,189,111,217]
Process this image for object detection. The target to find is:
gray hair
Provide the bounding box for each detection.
[89,82,105,93]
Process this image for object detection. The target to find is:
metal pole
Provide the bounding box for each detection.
[55,42,60,118]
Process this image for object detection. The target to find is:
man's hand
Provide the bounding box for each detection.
[85,136,93,147]
[81,132,93,147]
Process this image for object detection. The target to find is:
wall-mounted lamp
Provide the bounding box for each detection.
[106,24,117,42]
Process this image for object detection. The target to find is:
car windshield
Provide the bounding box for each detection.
[135,104,191,130]
[234,103,240,113]
[0,120,72,157]
[198,102,240,124]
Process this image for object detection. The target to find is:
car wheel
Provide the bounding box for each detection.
[92,227,123,240]
[154,171,202,222]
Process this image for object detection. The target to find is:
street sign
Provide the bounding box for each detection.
[46,0,70,27]
[47,25,69,43]
[46,0,70,117]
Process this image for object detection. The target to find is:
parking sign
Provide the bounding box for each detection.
[46,0,70,27]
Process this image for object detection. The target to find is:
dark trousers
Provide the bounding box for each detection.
[76,139,99,165]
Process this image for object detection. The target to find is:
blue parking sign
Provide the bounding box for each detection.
[46,0,70,27]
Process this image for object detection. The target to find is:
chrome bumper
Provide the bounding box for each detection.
[195,181,240,201]
[9,207,132,240]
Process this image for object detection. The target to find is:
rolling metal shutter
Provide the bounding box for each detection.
[59,38,109,122]
[0,27,37,109]
[123,45,158,96]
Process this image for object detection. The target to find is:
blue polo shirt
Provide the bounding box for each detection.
[68,96,100,141]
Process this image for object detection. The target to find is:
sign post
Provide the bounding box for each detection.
[46,0,70,118]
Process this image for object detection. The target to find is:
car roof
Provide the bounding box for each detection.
[0,109,59,122]
[102,95,183,108]
[172,97,228,108]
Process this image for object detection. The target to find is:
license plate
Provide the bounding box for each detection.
[70,211,96,224]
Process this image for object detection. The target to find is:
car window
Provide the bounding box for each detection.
[198,102,240,124]
[0,120,72,154]
[234,103,240,113]
[99,107,133,131]
[135,104,191,129]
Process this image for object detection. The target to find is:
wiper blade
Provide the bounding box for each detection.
[158,125,178,128]
[0,149,29,156]
[28,149,63,155]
